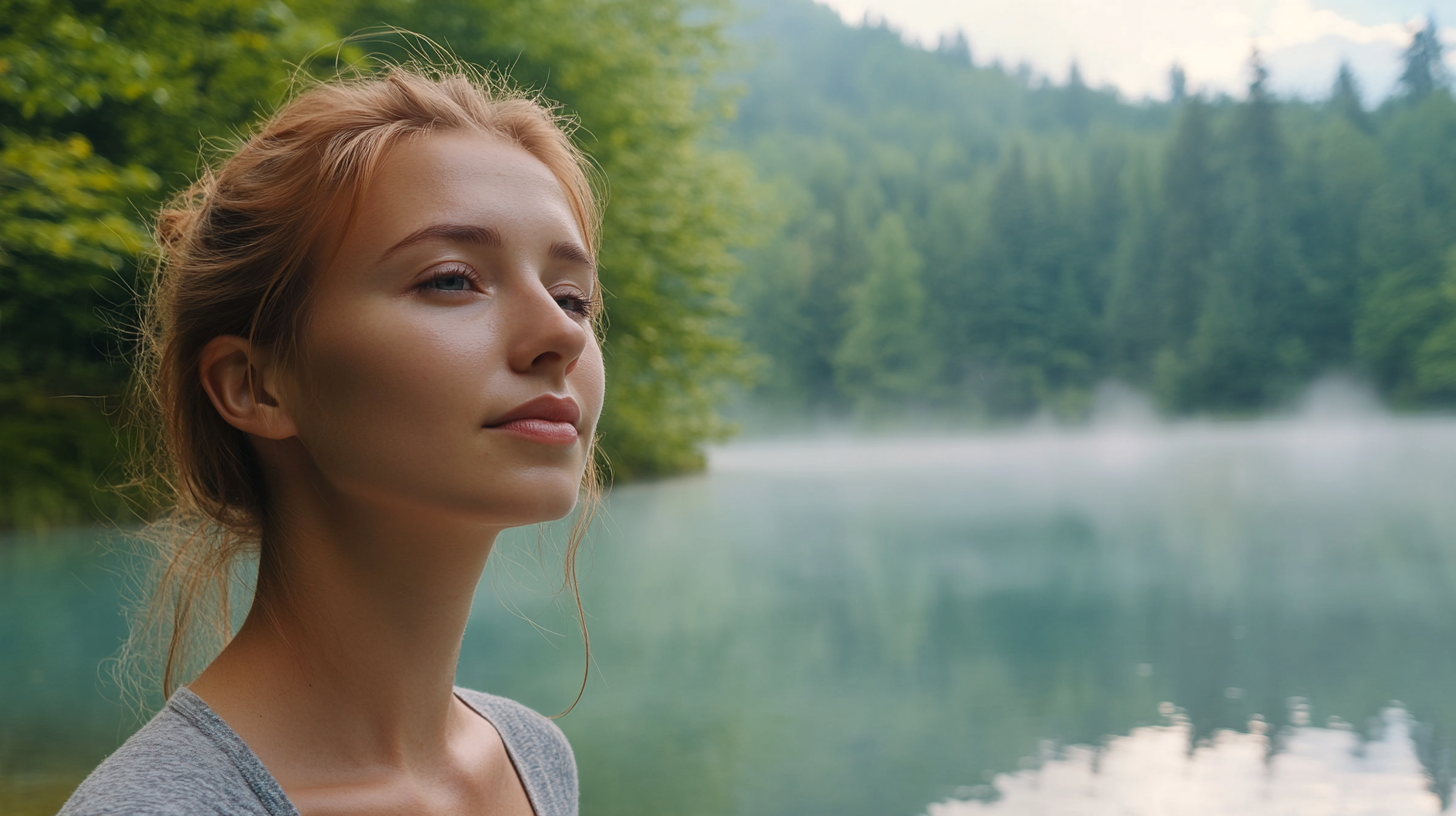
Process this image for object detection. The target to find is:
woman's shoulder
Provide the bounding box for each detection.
[454,687,578,816]
[58,688,292,816]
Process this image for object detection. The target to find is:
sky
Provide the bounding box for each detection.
[816,0,1456,102]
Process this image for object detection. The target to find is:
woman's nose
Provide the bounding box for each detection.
[505,282,589,376]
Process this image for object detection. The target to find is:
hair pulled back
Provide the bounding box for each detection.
[126,64,603,702]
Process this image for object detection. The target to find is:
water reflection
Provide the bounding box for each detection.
[931,707,1441,815]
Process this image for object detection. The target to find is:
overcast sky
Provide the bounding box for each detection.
[816,0,1456,102]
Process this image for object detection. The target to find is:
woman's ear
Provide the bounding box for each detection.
[198,336,299,440]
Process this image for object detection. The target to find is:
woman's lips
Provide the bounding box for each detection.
[488,394,581,427]
[490,417,579,445]
[485,395,582,446]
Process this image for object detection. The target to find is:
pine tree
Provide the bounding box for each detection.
[971,144,1038,362]
[1103,155,1166,377]
[1159,95,1219,353]
[1399,15,1446,100]
[834,214,935,408]
[1183,268,1262,407]
[1180,50,1308,407]
[1240,51,1283,194]
[920,183,980,387]
[1169,64,1188,104]
[1414,250,1456,399]
[1354,43,1456,402]
[1289,83,1383,367]
[936,30,972,65]
[1331,62,1372,133]
[1237,51,1308,386]
[1063,62,1091,132]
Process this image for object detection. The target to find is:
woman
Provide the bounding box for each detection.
[60,65,603,816]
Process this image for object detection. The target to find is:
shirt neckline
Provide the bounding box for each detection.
[171,685,542,816]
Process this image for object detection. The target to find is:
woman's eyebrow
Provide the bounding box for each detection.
[380,223,503,260]
[549,241,595,271]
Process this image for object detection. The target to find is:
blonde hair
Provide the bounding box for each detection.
[123,64,603,708]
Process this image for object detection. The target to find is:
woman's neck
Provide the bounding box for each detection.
[189,484,502,776]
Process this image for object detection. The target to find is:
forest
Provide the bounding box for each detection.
[730,0,1456,419]
[3,0,1455,527]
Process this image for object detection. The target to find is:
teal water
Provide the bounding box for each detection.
[5,415,1456,815]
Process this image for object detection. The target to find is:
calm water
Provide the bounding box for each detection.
[5,413,1456,815]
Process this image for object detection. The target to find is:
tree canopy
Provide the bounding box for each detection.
[729,1,1456,422]
[1,0,341,527]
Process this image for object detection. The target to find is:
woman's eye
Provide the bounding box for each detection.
[555,293,595,318]
[417,266,478,294]
[429,275,470,291]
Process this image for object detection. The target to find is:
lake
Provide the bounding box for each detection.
[5,412,1456,815]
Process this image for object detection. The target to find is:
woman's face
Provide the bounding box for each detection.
[278,129,604,526]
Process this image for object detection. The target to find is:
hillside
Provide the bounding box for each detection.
[726,0,1456,418]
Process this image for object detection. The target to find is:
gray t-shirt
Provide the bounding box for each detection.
[58,687,578,816]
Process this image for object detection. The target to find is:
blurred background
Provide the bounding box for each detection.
[4,0,1456,813]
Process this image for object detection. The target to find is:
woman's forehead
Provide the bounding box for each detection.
[353,130,583,246]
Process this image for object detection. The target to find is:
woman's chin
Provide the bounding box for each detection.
[443,486,584,528]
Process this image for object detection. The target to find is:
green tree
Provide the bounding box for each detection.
[1287,111,1382,366]
[0,133,155,527]
[1061,62,1091,133]
[967,143,1047,411]
[0,0,339,527]
[1331,61,1372,133]
[1181,268,1262,407]
[1168,64,1187,104]
[1181,52,1308,407]
[1105,93,1219,405]
[920,180,980,391]
[1158,95,1220,354]
[935,30,972,66]
[737,133,884,407]
[1103,153,1166,377]
[1399,15,1446,101]
[1413,249,1456,398]
[833,213,934,408]
[1354,91,1456,401]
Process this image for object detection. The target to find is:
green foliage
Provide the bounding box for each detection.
[1331,62,1372,133]
[834,214,933,408]
[0,0,339,528]
[1173,52,1312,408]
[1352,92,1456,402]
[1399,15,1446,101]
[1414,251,1456,398]
[730,1,1456,420]
[0,133,153,528]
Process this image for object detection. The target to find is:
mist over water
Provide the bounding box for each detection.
[693,378,1456,813]
[713,378,1456,535]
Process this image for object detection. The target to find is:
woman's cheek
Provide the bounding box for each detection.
[294,303,476,474]
[577,340,607,433]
